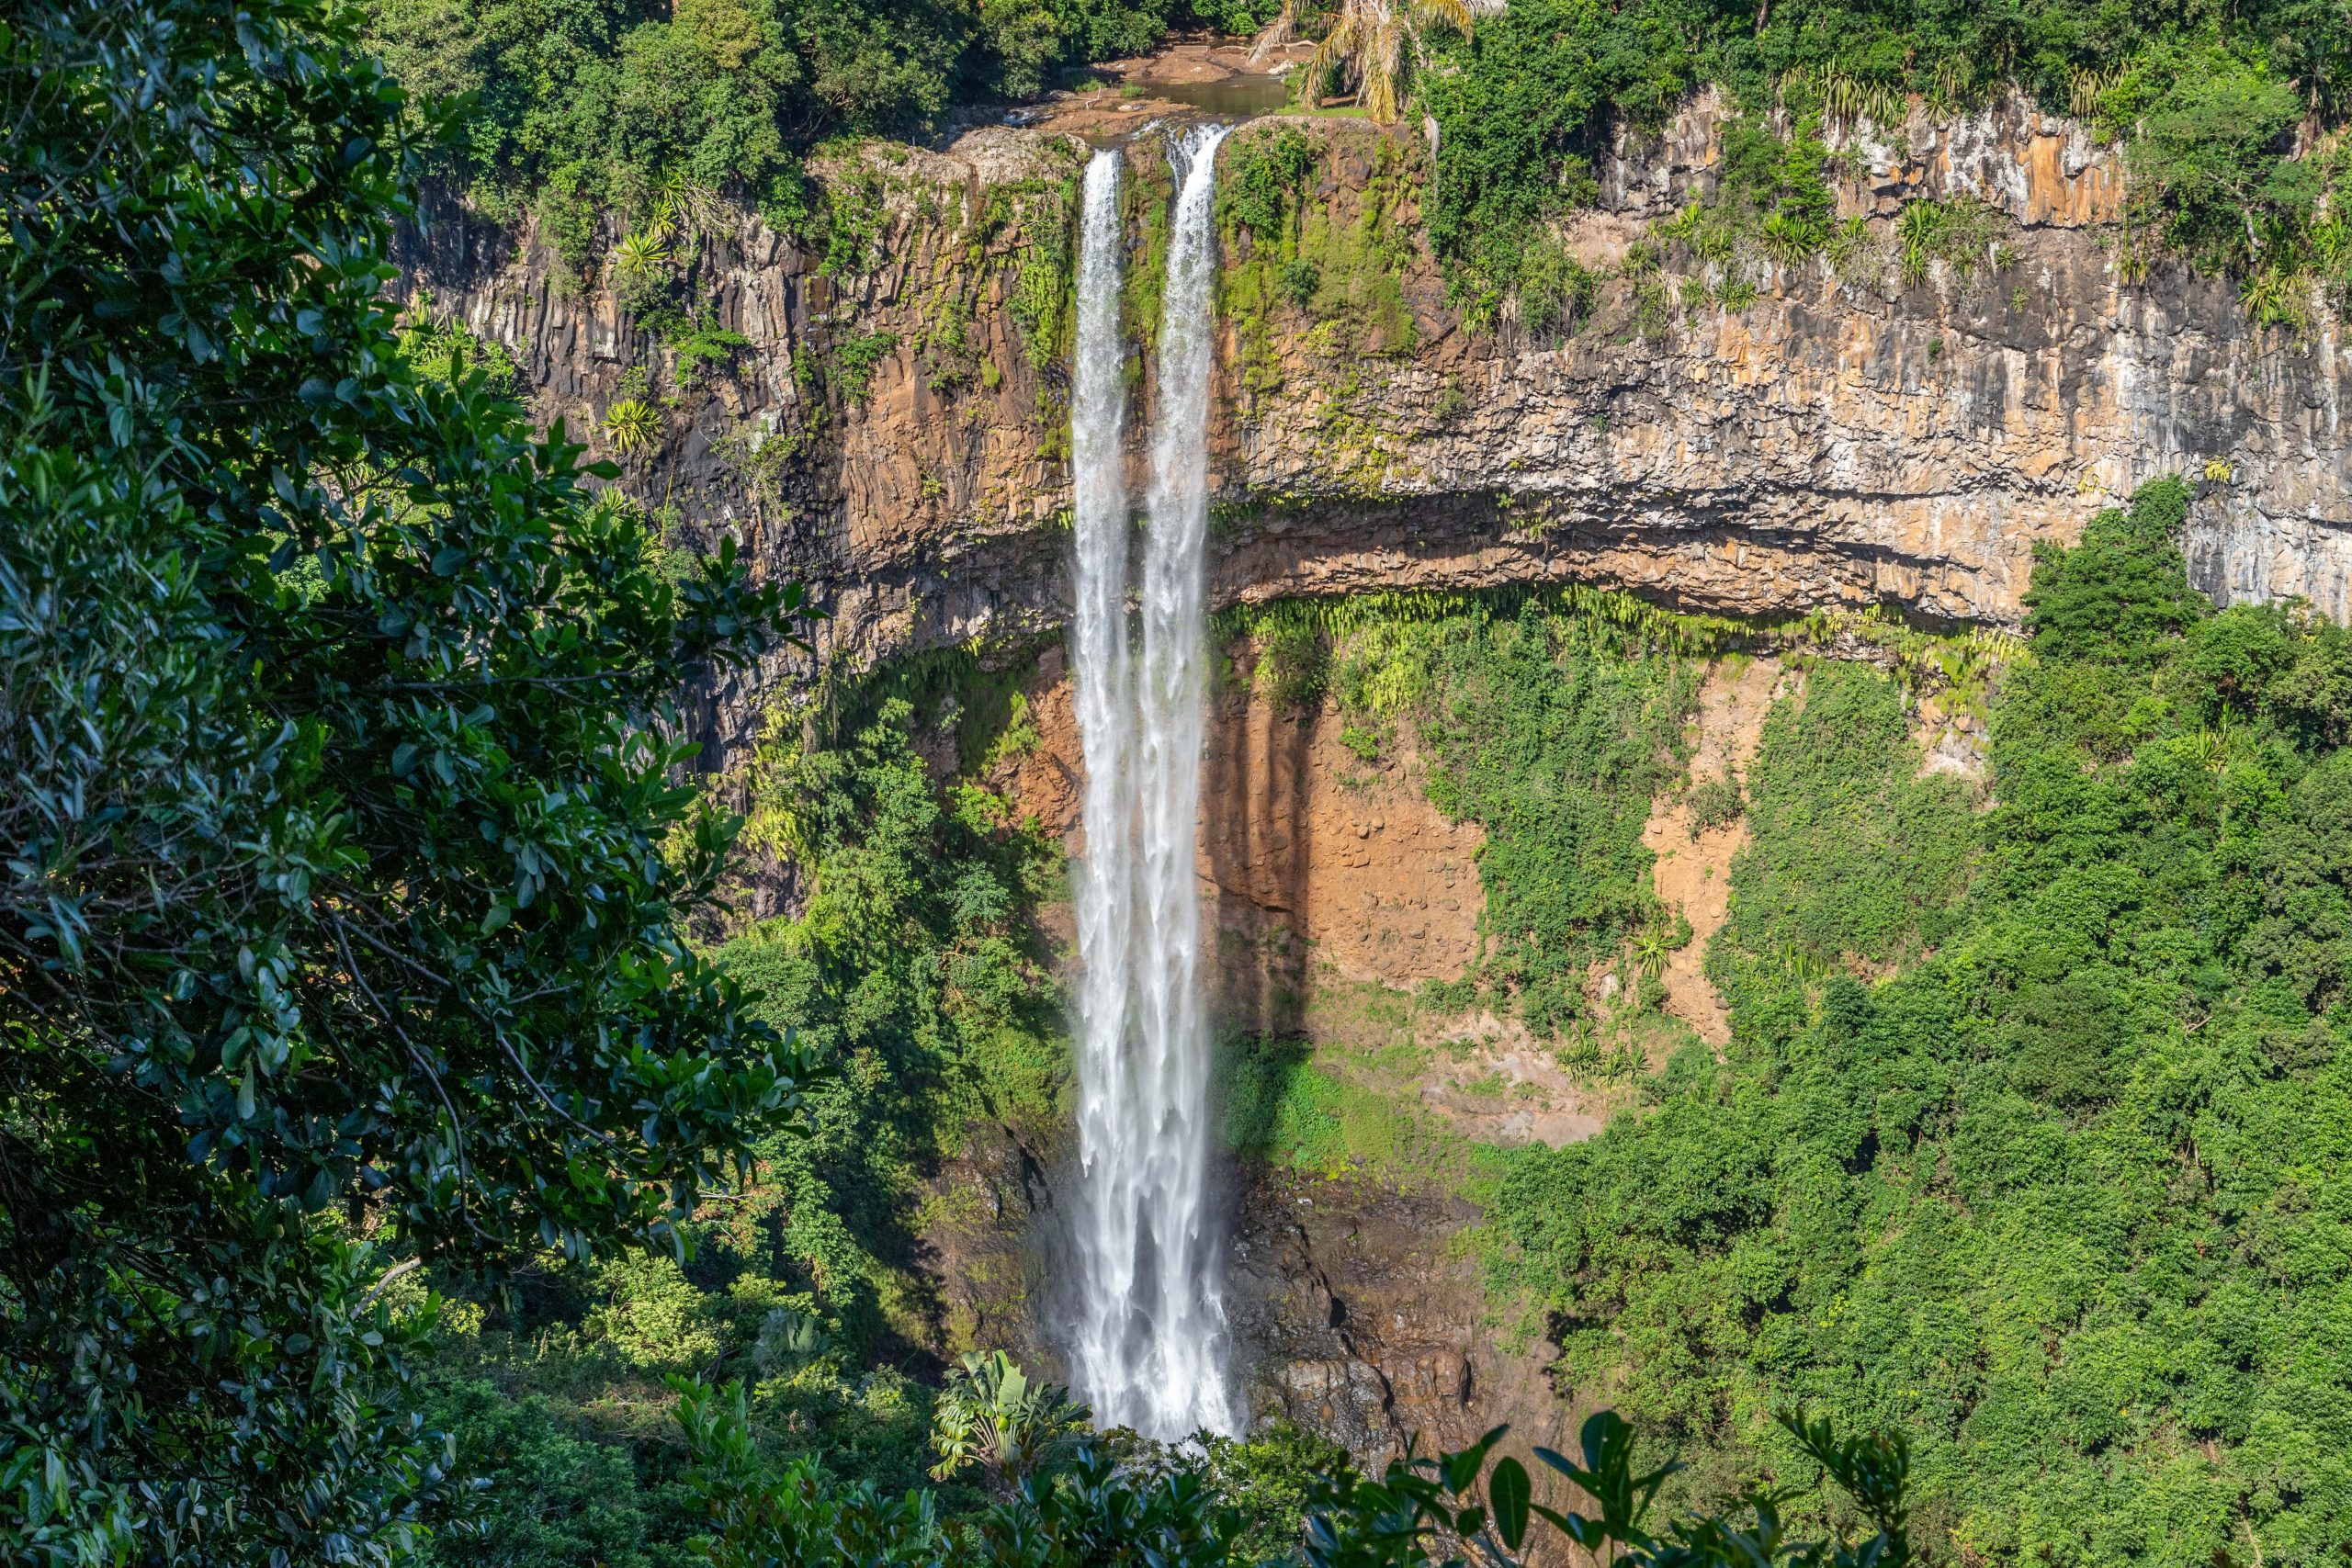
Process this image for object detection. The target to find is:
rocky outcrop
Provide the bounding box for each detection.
[401,91,2352,782]
[1227,1166,1586,1535]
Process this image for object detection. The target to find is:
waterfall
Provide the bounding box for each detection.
[1066,126,1238,1441]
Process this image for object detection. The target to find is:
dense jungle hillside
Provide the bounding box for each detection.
[14,0,2352,1564]
[359,0,2352,314]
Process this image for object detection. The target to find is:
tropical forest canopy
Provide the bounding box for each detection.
[1483,483,2352,1563]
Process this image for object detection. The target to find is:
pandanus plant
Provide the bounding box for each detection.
[604,397,660,455]
[1261,0,1494,124]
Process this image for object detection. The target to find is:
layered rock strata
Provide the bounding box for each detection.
[401,91,2352,784]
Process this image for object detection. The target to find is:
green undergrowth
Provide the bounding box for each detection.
[1216,972,1537,1196]
[394,293,526,400]
[1707,662,1978,1002]
[398,649,1076,1558]
[1223,1032,1484,1191]
[1225,591,1703,1041]
[1391,607,1702,1036]
[417,1237,958,1566]
[1479,477,2352,1565]
[715,649,1066,1354]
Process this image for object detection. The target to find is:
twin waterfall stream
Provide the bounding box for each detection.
[1065,125,1240,1440]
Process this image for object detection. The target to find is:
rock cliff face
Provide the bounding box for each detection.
[397,88,2352,1464]
[402,88,2352,777]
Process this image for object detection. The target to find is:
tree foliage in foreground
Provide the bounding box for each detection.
[0,0,818,1560]
[681,1374,1913,1568]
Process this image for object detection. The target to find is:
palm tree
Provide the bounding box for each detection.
[1262,0,1491,125]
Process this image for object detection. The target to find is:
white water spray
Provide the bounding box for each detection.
[1066,127,1238,1440]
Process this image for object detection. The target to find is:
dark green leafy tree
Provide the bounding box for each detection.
[0,1,820,1560]
[2097,44,2314,274]
[418,1380,687,1568]
[2020,474,2204,668]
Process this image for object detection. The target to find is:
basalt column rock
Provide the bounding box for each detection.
[401,94,2352,773]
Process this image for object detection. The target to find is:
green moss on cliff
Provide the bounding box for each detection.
[1122,142,1175,354]
[1216,125,1421,419]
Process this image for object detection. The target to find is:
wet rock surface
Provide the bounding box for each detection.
[1226,1167,1572,1463]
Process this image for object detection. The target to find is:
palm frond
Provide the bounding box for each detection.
[1250,0,1301,62]
[1417,0,1479,36]
[1302,0,1473,121]
[615,229,672,276]
[1364,9,1405,121]
[1306,10,1358,103]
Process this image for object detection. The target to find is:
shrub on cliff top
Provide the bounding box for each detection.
[1220,125,1323,244]
[1411,0,2352,321]
[363,0,1189,268]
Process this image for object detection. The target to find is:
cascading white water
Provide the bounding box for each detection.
[1066,126,1239,1441]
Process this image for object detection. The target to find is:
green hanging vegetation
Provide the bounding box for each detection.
[1216,582,1996,1041]
[1216,125,1420,408]
[1341,604,1702,1037]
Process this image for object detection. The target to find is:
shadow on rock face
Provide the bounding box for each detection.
[1224,1164,1576,1466]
